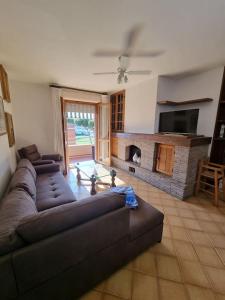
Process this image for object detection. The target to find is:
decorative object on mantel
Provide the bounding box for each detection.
[133,152,141,164]
[157,98,213,106]
[0,65,11,102]
[5,112,15,147]
[0,97,6,136]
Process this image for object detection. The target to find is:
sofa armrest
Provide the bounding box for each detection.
[16,191,125,243]
[34,163,60,175]
[42,154,62,161]
[32,160,55,166]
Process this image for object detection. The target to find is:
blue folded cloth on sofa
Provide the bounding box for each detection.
[110,186,138,209]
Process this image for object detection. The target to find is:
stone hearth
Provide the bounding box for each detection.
[111,133,211,199]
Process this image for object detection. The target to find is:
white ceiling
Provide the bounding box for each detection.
[0,0,225,92]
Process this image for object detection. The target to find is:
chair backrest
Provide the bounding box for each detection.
[18,144,41,162]
[200,159,225,175]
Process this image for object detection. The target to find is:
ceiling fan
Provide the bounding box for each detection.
[93,25,164,84]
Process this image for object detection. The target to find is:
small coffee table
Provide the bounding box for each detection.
[73,161,117,195]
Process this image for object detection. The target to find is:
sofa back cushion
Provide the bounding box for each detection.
[17,159,37,181]
[21,144,41,162]
[17,191,125,243]
[0,189,37,255]
[9,168,36,200]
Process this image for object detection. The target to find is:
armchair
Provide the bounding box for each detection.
[18,144,63,166]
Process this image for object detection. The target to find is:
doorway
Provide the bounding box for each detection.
[64,100,97,168]
[62,99,111,173]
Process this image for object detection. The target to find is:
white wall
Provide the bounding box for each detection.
[10,81,54,154]
[156,67,224,137]
[124,77,158,133]
[0,100,17,199]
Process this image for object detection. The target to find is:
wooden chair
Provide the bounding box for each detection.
[195,160,225,206]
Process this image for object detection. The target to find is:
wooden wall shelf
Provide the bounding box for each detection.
[157,98,213,106]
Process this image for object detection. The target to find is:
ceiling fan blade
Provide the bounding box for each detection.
[131,50,165,57]
[123,24,143,56]
[93,50,122,57]
[93,72,118,75]
[127,70,152,75]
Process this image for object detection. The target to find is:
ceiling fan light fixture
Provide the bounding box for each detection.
[124,75,128,83]
[117,75,122,84]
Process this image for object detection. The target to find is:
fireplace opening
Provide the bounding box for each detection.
[126,145,141,165]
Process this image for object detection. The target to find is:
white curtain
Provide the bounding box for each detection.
[98,95,110,164]
[50,87,65,169]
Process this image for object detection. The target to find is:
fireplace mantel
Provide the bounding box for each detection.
[111,132,211,198]
[112,132,211,147]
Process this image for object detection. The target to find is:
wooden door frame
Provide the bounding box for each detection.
[61,98,99,172]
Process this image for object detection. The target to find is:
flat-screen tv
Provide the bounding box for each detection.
[159,109,199,134]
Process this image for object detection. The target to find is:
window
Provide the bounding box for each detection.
[111,90,125,132]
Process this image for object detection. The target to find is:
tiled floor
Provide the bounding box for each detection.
[66,163,225,300]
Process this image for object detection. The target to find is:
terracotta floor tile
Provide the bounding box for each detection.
[151,237,175,256]
[180,260,210,287]
[133,251,157,276]
[215,248,225,265]
[220,223,225,235]
[132,273,158,300]
[204,266,225,294]
[67,167,225,299]
[194,245,223,267]
[80,290,103,300]
[186,284,216,300]
[104,269,132,299]
[178,208,195,219]
[163,206,179,216]
[173,240,198,261]
[199,220,222,234]
[156,254,182,282]
[208,233,225,249]
[148,197,162,205]
[167,215,184,227]
[188,230,213,247]
[183,218,202,231]
[194,211,212,221]
[103,294,124,300]
[209,213,225,223]
[162,198,177,208]
[216,294,225,300]
[159,279,188,300]
[171,226,190,242]
[162,224,171,238]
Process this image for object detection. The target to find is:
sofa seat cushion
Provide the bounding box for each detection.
[36,172,76,211]
[0,189,37,255]
[17,159,37,181]
[129,197,164,241]
[9,168,36,201]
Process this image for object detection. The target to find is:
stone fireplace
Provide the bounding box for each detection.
[111,133,211,199]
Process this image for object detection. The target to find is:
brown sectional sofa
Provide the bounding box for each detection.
[0,159,164,300]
